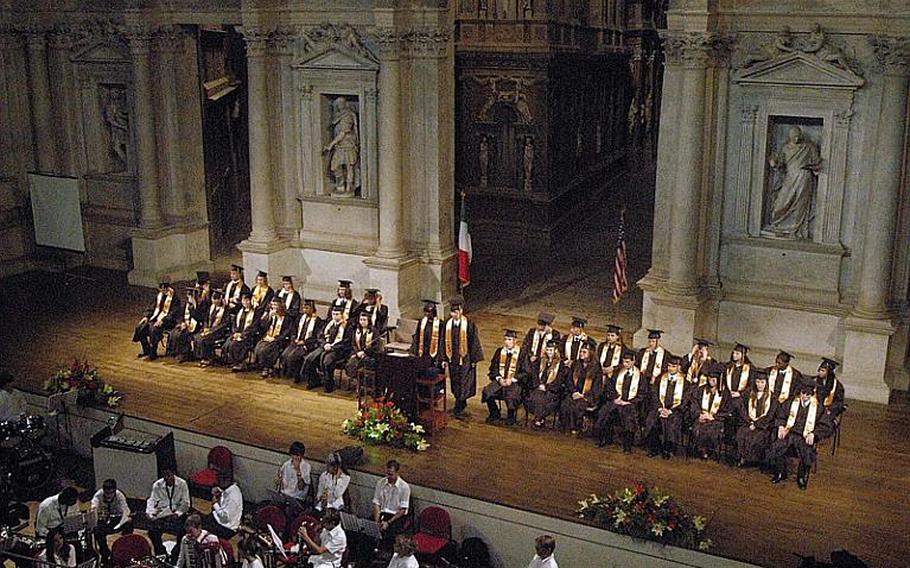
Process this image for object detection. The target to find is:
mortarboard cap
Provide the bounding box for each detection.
[281,275,293,282]
[449,296,465,309]
[240,290,253,299]
[571,316,587,328]
[798,382,816,394]
[819,357,839,371]
[331,304,343,312]
[257,270,268,278]
[582,338,598,350]
[753,368,769,380]
[705,363,723,378]
[504,329,518,339]
[606,324,622,334]
[694,338,714,347]
[733,342,749,353]
[422,299,439,312]
[647,329,664,339]
[196,271,210,283]
[230,264,243,272]
[211,289,224,299]
[302,298,316,308]
[183,287,198,295]
[667,355,683,365]
[365,288,380,295]
[337,279,352,288]
[545,338,559,348]
[777,350,794,362]
[158,276,172,287]
[537,312,555,325]
[621,348,637,360]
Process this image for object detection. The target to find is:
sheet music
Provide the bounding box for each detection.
[339,511,381,539]
[266,524,288,560]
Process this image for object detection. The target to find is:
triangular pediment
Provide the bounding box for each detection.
[72,41,130,63]
[293,47,378,71]
[735,52,864,90]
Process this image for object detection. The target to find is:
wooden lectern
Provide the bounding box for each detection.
[373,352,447,433]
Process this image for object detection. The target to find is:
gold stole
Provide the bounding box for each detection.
[786,397,818,437]
[616,368,641,400]
[659,374,684,409]
[579,364,597,395]
[726,364,751,392]
[769,367,794,403]
[640,347,665,378]
[700,389,723,416]
[748,392,770,421]
[418,317,441,357]
[266,316,284,340]
[235,309,254,330]
[686,356,709,384]
[297,316,317,341]
[327,322,345,344]
[355,328,374,351]
[531,330,552,358]
[206,306,224,331]
[183,304,198,332]
[498,348,520,382]
[280,290,294,311]
[564,333,587,361]
[157,293,173,322]
[252,285,268,308]
[599,343,622,368]
[824,379,838,407]
[445,317,469,364]
[542,360,561,385]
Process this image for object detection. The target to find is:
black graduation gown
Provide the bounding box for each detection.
[410,316,444,369]
[166,300,205,358]
[222,307,260,363]
[560,333,588,368]
[768,397,833,467]
[689,386,732,454]
[637,346,671,382]
[276,289,302,319]
[596,342,625,380]
[526,357,569,419]
[520,328,561,374]
[560,359,603,431]
[133,291,181,356]
[250,285,275,317]
[814,375,846,418]
[279,314,324,378]
[481,347,526,410]
[300,319,347,387]
[343,325,384,379]
[644,373,689,445]
[253,314,295,367]
[223,280,250,314]
[193,305,230,360]
[328,298,359,323]
[735,392,777,463]
[767,365,804,405]
[442,317,484,402]
[595,367,646,435]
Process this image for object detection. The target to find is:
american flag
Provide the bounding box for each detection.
[611,207,629,305]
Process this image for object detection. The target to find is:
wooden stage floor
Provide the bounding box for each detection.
[1,270,908,568]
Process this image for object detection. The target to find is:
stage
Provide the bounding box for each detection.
[1,269,908,568]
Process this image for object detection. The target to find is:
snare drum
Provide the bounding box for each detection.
[18,414,45,441]
[0,420,21,449]
[11,446,53,490]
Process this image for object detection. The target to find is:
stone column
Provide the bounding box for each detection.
[375,31,405,259]
[24,28,57,174]
[152,26,185,217]
[47,26,78,176]
[242,28,277,243]
[127,26,165,230]
[855,36,910,318]
[665,34,710,297]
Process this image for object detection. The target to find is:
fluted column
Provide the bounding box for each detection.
[242,28,277,243]
[24,29,57,174]
[153,26,185,216]
[855,36,910,318]
[375,31,405,258]
[48,26,77,176]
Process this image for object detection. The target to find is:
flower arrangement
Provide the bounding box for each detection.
[342,401,429,452]
[44,358,123,408]
[577,481,712,551]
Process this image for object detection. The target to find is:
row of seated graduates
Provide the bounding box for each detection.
[132,268,390,390]
[446,313,845,491]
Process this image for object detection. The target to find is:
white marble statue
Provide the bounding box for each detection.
[522,136,534,191]
[764,126,821,239]
[324,96,360,196]
[101,86,129,172]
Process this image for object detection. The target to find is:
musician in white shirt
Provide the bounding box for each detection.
[204,477,243,539]
[91,479,134,563]
[527,535,558,568]
[275,441,311,514]
[386,535,419,568]
[176,514,223,568]
[315,453,350,513]
[0,372,26,422]
[146,469,191,561]
[35,487,79,538]
[371,460,411,546]
[299,509,346,568]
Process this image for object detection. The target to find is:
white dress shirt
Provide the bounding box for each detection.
[307,524,346,568]
[146,476,191,519]
[91,489,130,529]
[372,476,411,515]
[35,494,75,537]
[315,471,350,512]
[242,557,264,568]
[528,554,558,568]
[212,483,243,530]
[279,458,312,500]
[387,553,419,568]
[0,388,26,422]
[37,545,76,568]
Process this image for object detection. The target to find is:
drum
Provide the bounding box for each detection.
[17,415,45,441]
[0,420,21,449]
[11,446,53,490]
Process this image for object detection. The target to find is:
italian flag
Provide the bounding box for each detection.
[458,192,472,287]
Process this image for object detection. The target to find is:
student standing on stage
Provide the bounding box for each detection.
[442,296,484,419]
[521,312,559,374]
[813,357,846,418]
[329,279,358,322]
[768,350,803,405]
[250,270,274,318]
[560,317,589,368]
[644,355,688,459]
[596,324,624,384]
[410,300,444,370]
[637,329,670,383]
[224,264,250,314]
[276,275,302,319]
[683,338,714,387]
[146,468,191,562]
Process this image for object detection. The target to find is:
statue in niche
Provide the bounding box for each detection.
[627,95,639,137]
[522,136,534,191]
[324,97,360,196]
[478,134,490,188]
[523,0,533,18]
[101,86,129,173]
[763,125,822,239]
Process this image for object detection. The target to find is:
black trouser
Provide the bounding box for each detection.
[201,514,236,540]
[93,519,134,560]
[147,514,187,561]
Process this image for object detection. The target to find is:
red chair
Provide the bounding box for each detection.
[254,504,288,538]
[413,506,452,559]
[189,445,234,496]
[111,534,152,568]
[277,514,320,566]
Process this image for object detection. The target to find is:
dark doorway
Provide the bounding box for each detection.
[198,27,251,256]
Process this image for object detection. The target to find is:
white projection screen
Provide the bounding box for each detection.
[28,173,86,252]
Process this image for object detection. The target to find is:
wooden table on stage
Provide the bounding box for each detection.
[374,352,447,433]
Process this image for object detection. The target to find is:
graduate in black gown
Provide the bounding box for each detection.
[526,340,569,428]
[222,291,261,371]
[560,340,602,435]
[768,382,833,490]
[275,276,302,320]
[481,329,526,425]
[343,308,384,388]
[644,355,689,459]
[688,364,732,460]
[410,300,444,370]
[194,290,229,366]
[167,287,205,361]
[812,357,846,419]
[278,299,322,379]
[300,305,348,391]
[735,369,777,467]
[223,264,250,315]
[441,296,484,419]
[595,349,645,452]
[253,297,295,377]
[133,279,181,360]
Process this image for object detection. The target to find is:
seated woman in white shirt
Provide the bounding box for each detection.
[298,509,346,568]
[204,476,243,540]
[527,534,558,568]
[36,527,76,568]
[238,536,264,568]
[387,535,419,568]
[315,453,351,514]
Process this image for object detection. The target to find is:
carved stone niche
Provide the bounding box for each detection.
[293,30,379,204]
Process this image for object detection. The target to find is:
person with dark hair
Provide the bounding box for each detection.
[37,527,75,568]
[300,305,348,391]
[343,309,384,388]
[688,365,732,460]
[594,349,644,452]
[276,276,302,320]
[204,476,243,539]
[299,508,346,568]
[146,468,191,562]
[410,300,444,368]
[595,324,624,384]
[133,278,181,360]
[735,369,777,467]
[224,264,250,315]
[683,338,714,387]
[222,291,261,372]
[725,343,754,399]
[328,280,358,323]
[527,534,558,568]
[176,514,223,568]
[767,350,803,405]
[442,296,484,419]
[91,478,133,564]
[372,460,410,546]
[769,382,833,490]
[0,371,25,422]
[35,486,79,537]
[813,357,846,418]
[520,312,560,374]
[560,340,603,435]
[387,534,418,568]
[357,288,388,332]
[637,329,671,383]
[253,297,295,377]
[278,299,323,379]
[560,317,589,368]
[167,287,205,362]
[250,270,275,318]
[274,441,311,517]
[194,290,230,367]
[527,340,569,428]
[482,329,526,425]
[644,355,688,459]
[315,453,351,513]
[238,535,264,568]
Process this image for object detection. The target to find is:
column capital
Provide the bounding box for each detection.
[238,26,270,58]
[151,25,182,53]
[868,34,910,76]
[661,31,736,69]
[401,27,450,59]
[23,26,48,50]
[371,28,402,60]
[267,27,295,55]
[47,23,78,50]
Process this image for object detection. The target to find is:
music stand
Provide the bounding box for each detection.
[339,511,381,540]
[63,510,97,535]
[266,524,289,560]
[47,390,80,450]
[266,489,305,512]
